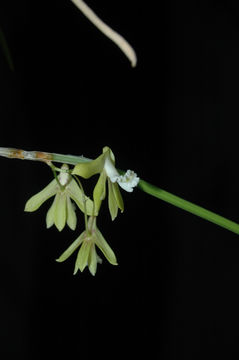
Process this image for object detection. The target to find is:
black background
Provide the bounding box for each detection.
[1,0,239,358]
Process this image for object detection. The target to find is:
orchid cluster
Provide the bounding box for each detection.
[24,146,139,276]
[1,0,239,273]
[1,145,239,271]
[1,0,239,283]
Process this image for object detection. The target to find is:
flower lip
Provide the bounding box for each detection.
[103,156,139,192]
[114,170,140,192]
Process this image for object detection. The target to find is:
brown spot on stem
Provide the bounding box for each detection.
[10,149,25,159]
[35,152,52,161]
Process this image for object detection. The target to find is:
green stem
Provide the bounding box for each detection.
[50,163,64,191]
[138,179,239,235]
[52,153,91,165]
[0,146,238,235]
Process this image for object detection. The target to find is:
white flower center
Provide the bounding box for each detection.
[59,164,71,186]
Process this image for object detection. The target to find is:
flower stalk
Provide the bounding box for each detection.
[138,180,239,235]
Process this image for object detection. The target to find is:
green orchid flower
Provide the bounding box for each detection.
[56,216,117,276]
[72,147,139,220]
[25,164,94,231]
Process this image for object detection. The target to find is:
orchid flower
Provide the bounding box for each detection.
[72,146,139,220]
[56,216,117,276]
[25,164,94,231]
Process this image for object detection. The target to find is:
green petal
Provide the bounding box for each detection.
[93,172,107,214]
[24,179,58,212]
[67,178,96,216]
[95,228,118,266]
[88,244,98,276]
[103,146,113,159]
[54,192,67,231]
[72,153,105,178]
[66,196,77,230]
[46,196,57,228]
[112,182,124,213]
[56,232,85,262]
[74,240,92,274]
[108,180,118,221]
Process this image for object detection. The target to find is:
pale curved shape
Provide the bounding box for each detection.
[70,0,137,67]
